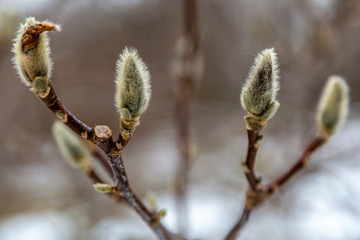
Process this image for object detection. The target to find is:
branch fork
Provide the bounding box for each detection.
[13,18,179,240]
[225,117,327,240]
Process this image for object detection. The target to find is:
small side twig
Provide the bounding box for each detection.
[224,207,251,240]
[38,85,126,154]
[242,129,263,192]
[267,136,326,193]
[224,127,267,240]
[87,169,124,202]
[225,134,326,240]
[109,155,180,240]
[44,87,176,239]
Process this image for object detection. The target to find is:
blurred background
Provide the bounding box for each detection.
[0,0,360,239]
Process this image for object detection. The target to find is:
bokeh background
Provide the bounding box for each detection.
[0,0,359,239]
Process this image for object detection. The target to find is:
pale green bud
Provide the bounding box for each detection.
[146,192,158,213]
[93,183,117,193]
[12,17,60,93]
[52,121,91,171]
[156,209,167,220]
[241,48,280,122]
[114,47,151,120]
[316,75,349,138]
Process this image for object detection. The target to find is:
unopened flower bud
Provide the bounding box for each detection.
[316,75,349,138]
[114,47,151,122]
[52,121,91,171]
[241,48,280,123]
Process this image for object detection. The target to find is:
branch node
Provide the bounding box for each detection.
[304,156,312,164]
[111,147,120,156]
[37,87,51,99]
[81,131,88,139]
[245,188,269,210]
[244,116,266,132]
[152,209,167,226]
[94,125,112,140]
[255,176,262,184]
[121,117,139,131]
[267,184,279,194]
[116,141,124,150]
[120,129,131,140]
[55,110,68,123]
[241,162,251,174]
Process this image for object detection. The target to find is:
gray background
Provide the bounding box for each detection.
[0,0,359,239]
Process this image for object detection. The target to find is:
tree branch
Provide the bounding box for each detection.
[33,72,177,240]
[266,136,326,193]
[242,129,263,192]
[224,133,326,239]
[224,207,252,240]
[109,154,180,240]
[42,91,178,239]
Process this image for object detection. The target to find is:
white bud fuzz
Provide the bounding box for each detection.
[241,48,280,122]
[316,75,349,138]
[52,121,91,171]
[115,47,151,121]
[12,17,60,93]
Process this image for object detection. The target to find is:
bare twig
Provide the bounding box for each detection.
[90,145,114,177]
[38,85,124,154]
[267,136,326,193]
[109,154,179,240]
[224,207,251,240]
[224,133,326,239]
[87,169,124,202]
[224,128,267,240]
[242,129,263,192]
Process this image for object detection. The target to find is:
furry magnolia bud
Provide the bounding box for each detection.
[241,48,280,123]
[12,17,60,93]
[114,47,151,122]
[316,75,349,138]
[52,121,91,171]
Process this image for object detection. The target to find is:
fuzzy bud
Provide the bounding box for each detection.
[114,47,151,123]
[241,48,280,124]
[52,121,91,171]
[12,17,60,93]
[316,75,349,138]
